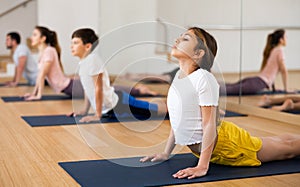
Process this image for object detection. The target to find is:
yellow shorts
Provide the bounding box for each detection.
[193,120,262,166]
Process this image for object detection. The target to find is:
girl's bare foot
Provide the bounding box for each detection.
[135,84,158,96]
[257,95,271,107]
[271,99,294,111]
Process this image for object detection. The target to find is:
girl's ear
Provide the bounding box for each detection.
[279,37,285,45]
[41,35,47,43]
[193,49,205,61]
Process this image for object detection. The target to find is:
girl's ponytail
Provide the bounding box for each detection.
[260,29,285,71]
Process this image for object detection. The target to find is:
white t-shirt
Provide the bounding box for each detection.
[13,44,38,85]
[78,53,118,114]
[167,69,219,145]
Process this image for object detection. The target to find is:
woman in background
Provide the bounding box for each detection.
[221,29,288,95]
[24,26,84,100]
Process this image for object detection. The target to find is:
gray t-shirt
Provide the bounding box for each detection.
[13,44,38,85]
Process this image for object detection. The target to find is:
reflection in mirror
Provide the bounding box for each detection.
[231,0,300,123]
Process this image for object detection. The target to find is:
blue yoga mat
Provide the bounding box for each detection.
[1,95,75,102]
[59,153,300,187]
[21,114,169,127]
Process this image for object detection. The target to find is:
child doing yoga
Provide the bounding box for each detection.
[69,28,167,122]
[140,27,300,179]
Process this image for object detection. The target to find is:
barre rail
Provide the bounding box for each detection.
[196,25,300,31]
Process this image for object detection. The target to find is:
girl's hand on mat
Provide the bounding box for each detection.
[173,166,208,179]
[23,93,32,98]
[67,110,87,117]
[79,115,100,123]
[24,95,41,101]
[287,88,298,94]
[5,81,17,87]
[140,153,169,162]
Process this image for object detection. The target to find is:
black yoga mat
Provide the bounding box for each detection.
[286,110,300,114]
[256,90,300,95]
[262,106,300,115]
[224,110,247,117]
[0,83,31,87]
[59,153,300,187]
[1,94,162,102]
[133,94,166,98]
[225,90,300,96]
[21,113,169,127]
[1,95,74,102]
[21,110,239,127]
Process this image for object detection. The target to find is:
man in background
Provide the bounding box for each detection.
[5,32,37,86]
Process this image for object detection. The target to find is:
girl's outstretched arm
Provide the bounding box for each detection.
[173,106,217,179]
[278,59,288,91]
[140,129,176,162]
[24,62,51,100]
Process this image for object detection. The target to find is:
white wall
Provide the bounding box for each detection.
[37,0,100,75]
[0,0,29,15]
[37,0,171,75]
[98,0,179,75]
[0,0,37,56]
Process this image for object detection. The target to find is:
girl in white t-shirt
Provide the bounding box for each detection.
[141,27,300,179]
[69,28,167,123]
[24,26,84,100]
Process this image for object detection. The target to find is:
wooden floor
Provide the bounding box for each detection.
[0,71,299,187]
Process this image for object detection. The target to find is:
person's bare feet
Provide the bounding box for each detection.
[135,84,158,96]
[271,99,294,111]
[257,94,271,107]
